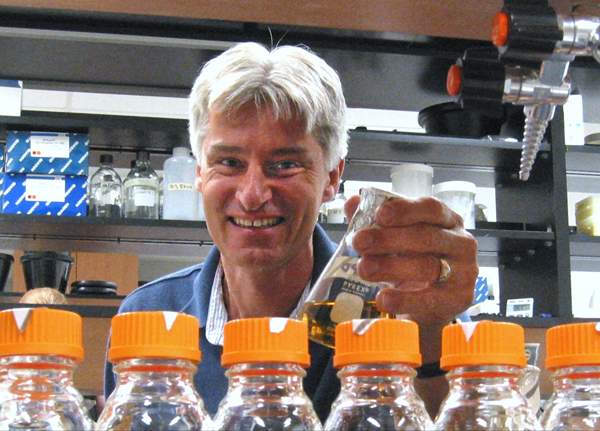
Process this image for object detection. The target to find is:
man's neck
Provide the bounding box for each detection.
[221,250,314,320]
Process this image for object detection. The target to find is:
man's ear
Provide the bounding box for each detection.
[195,164,202,192]
[322,159,345,204]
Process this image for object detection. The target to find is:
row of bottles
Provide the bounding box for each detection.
[88,147,203,221]
[3,307,600,430]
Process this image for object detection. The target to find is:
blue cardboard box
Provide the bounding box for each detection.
[5,131,89,176]
[2,173,87,216]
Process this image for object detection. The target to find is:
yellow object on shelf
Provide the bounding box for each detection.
[575,196,600,236]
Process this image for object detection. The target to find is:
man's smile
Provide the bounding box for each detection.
[230,217,284,228]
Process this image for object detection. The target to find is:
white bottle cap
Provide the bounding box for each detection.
[433,181,477,195]
[173,147,191,157]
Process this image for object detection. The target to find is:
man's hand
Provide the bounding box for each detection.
[345,194,478,357]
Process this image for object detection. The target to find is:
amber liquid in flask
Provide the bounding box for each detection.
[302,187,399,348]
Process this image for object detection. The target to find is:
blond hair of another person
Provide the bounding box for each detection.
[20,287,68,305]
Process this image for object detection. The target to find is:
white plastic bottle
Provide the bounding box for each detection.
[0,307,94,431]
[324,318,434,430]
[96,310,213,430]
[163,146,199,220]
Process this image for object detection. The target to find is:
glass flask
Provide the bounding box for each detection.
[122,150,160,219]
[0,307,94,431]
[212,317,322,431]
[541,322,600,430]
[302,186,402,348]
[434,320,541,430]
[96,311,213,431]
[324,318,434,430]
[88,153,123,218]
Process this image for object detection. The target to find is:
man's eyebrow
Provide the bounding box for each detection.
[271,147,308,157]
[205,144,242,154]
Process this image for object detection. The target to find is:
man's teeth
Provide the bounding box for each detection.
[233,217,280,227]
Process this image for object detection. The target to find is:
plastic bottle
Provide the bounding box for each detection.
[327,181,347,224]
[96,310,212,431]
[434,320,541,430]
[0,307,94,431]
[88,154,122,218]
[541,322,600,430]
[162,146,198,220]
[301,187,402,348]
[212,317,322,431]
[122,150,160,219]
[324,318,434,430]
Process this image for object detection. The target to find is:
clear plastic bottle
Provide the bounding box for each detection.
[163,146,198,220]
[301,186,402,348]
[541,322,600,430]
[122,150,160,219]
[0,307,94,431]
[324,318,434,430]
[88,154,122,218]
[96,311,212,430]
[212,317,323,431]
[434,320,541,430]
[327,181,347,224]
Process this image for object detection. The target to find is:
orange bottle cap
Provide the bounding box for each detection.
[0,308,84,361]
[334,318,421,368]
[491,12,510,47]
[546,322,600,369]
[447,64,463,97]
[440,320,527,370]
[221,318,310,367]
[108,311,201,363]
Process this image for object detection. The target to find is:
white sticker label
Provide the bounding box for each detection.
[167,182,195,191]
[30,133,70,159]
[133,190,156,207]
[352,319,378,335]
[460,322,480,342]
[162,311,179,331]
[269,318,288,333]
[25,177,66,202]
[12,308,34,333]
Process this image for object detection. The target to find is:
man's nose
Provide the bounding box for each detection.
[236,164,272,211]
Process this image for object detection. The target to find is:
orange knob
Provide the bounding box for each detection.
[491,12,510,47]
[447,64,462,96]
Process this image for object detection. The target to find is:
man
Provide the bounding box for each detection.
[105,42,479,421]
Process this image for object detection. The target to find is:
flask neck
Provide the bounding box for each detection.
[338,363,417,396]
[226,362,307,395]
[1,355,78,394]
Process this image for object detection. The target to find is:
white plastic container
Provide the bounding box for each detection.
[390,163,434,198]
[433,181,476,229]
[163,147,199,220]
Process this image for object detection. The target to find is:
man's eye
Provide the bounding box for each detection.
[271,160,301,172]
[219,158,242,168]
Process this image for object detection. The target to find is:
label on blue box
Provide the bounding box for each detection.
[3,173,87,216]
[5,131,89,176]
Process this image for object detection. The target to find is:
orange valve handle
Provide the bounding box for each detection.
[447,64,463,96]
[491,12,510,47]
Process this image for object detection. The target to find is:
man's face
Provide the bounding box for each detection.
[197,105,341,270]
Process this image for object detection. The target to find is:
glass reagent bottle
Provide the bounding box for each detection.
[541,322,600,430]
[0,307,94,431]
[212,317,323,431]
[434,320,541,430]
[89,153,122,218]
[96,311,213,431]
[123,150,160,219]
[324,318,434,430]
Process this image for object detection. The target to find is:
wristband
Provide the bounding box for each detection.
[416,361,447,379]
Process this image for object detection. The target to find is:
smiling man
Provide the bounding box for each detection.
[104,42,479,421]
